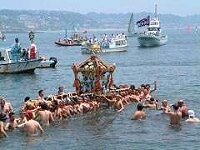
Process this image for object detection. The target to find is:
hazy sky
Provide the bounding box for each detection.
[0,0,200,16]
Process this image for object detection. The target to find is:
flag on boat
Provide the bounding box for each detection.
[136,16,150,27]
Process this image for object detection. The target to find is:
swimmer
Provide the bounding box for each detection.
[35,103,54,126]
[167,104,182,126]
[131,103,146,120]
[17,111,44,136]
[185,110,200,123]
[0,97,13,115]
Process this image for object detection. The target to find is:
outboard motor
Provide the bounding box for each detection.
[49,57,58,68]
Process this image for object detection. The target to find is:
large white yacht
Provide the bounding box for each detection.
[137,4,168,47]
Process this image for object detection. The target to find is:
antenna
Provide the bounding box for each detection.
[154,4,158,18]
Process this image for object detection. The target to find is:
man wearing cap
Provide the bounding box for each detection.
[17,111,44,136]
[186,110,200,123]
[177,100,189,118]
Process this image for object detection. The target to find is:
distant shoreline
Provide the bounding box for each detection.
[5,28,127,34]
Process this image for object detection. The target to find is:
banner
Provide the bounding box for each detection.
[136,16,150,27]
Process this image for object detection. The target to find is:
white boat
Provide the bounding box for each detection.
[37,57,57,68]
[127,13,137,37]
[0,48,42,73]
[137,4,168,47]
[81,34,128,54]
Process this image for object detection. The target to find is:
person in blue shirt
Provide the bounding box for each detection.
[11,38,21,62]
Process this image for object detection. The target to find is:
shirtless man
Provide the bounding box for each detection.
[35,103,54,126]
[37,90,45,102]
[0,97,13,115]
[143,97,157,110]
[177,100,188,118]
[0,121,7,138]
[131,103,146,120]
[57,86,65,95]
[167,104,182,126]
[160,100,171,114]
[5,112,19,130]
[114,98,124,112]
[185,110,200,123]
[17,111,44,136]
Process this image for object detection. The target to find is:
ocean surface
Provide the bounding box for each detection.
[0,29,200,150]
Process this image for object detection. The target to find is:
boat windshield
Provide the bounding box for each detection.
[148,27,160,31]
[0,52,5,61]
[150,21,159,25]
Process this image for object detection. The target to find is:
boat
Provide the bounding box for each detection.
[137,4,168,47]
[37,57,57,68]
[55,29,85,46]
[127,13,137,37]
[81,33,128,54]
[0,48,42,73]
[55,39,82,46]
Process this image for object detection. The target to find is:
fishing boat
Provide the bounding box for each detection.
[0,48,42,73]
[127,13,137,37]
[137,4,168,47]
[55,29,85,46]
[37,57,57,68]
[55,39,82,46]
[81,33,127,54]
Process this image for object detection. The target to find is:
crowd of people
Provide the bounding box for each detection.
[0,82,199,138]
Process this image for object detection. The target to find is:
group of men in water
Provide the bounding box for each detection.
[0,82,199,138]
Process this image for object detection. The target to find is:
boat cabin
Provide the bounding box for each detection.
[0,49,12,64]
[146,18,161,35]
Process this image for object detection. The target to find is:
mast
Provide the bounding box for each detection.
[154,4,158,19]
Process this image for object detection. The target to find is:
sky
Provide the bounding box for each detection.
[0,0,200,16]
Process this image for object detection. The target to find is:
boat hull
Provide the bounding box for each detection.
[37,57,57,68]
[55,41,82,46]
[0,59,42,74]
[127,32,138,37]
[138,34,168,47]
[81,46,127,54]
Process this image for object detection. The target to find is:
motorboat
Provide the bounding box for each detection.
[55,29,85,46]
[55,39,82,46]
[37,57,57,68]
[137,4,168,47]
[0,48,42,73]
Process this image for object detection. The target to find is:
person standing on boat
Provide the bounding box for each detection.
[29,40,37,59]
[11,38,21,62]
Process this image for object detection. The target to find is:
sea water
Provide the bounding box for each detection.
[0,29,200,150]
